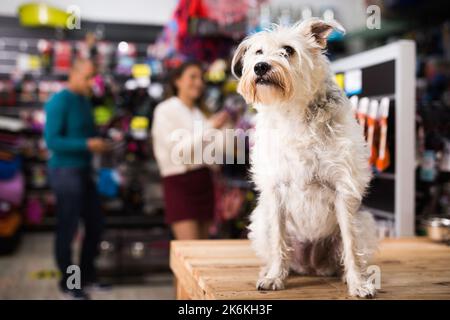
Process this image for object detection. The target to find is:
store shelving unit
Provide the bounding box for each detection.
[0,17,165,226]
[0,17,174,273]
[331,40,416,237]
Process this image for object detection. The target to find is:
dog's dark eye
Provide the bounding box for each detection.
[255,49,263,55]
[283,46,294,56]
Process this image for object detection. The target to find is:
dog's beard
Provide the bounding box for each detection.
[238,61,293,105]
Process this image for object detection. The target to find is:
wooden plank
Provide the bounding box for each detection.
[170,241,207,299]
[175,278,191,300]
[170,238,450,300]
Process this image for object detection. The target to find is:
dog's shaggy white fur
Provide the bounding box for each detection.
[231,18,378,298]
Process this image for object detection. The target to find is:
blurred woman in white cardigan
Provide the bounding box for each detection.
[152,61,229,240]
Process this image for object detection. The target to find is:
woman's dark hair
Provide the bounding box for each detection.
[166,60,204,98]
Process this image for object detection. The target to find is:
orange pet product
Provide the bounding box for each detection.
[0,211,21,237]
[357,97,369,137]
[349,95,359,117]
[376,97,391,172]
[367,99,379,165]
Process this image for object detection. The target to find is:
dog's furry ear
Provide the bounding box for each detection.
[297,18,345,50]
[231,39,249,79]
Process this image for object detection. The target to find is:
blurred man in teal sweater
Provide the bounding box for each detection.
[44,58,109,300]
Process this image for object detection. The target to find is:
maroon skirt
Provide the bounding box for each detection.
[162,167,215,224]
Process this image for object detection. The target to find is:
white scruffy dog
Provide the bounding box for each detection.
[231,18,378,298]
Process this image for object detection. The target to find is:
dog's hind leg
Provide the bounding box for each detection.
[251,192,291,291]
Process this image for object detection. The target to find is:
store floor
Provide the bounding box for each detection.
[0,233,174,299]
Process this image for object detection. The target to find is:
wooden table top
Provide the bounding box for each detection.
[170,237,450,300]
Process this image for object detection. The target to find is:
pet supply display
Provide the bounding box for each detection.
[16,54,41,74]
[204,86,222,113]
[349,95,359,115]
[130,116,149,140]
[37,39,53,74]
[376,97,391,172]
[0,211,21,237]
[367,99,379,165]
[53,41,72,73]
[0,116,26,132]
[147,82,164,100]
[96,42,114,74]
[421,150,437,182]
[356,97,369,134]
[26,109,45,131]
[332,41,416,237]
[98,168,121,198]
[0,201,12,219]
[439,139,450,173]
[0,156,22,180]
[18,3,69,28]
[92,74,106,97]
[94,105,114,126]
[25,196,43,225]
[19,80,38,103]
[423,216,450,243]
[29,164,47,189]
[0,210,21,255]
[223,94,247,122]
[0,80,16,106]
[115,42,137,76]
[205,59,227,83]
[0,172,24,205]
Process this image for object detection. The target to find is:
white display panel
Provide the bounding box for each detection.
[331,40,416,237]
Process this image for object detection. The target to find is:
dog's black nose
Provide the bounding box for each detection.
[254,62,270,76]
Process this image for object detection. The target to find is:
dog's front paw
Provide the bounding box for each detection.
[348,281,376,299]
[256,277,285,291]
[258,266,268,278]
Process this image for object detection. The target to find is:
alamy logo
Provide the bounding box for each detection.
[66,5,81,30]
[367,265,381,289]
[66,265,81,289]
[366,5,381,30]
[169,121,254,166]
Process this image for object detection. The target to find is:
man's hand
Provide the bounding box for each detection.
[87,138,110,153]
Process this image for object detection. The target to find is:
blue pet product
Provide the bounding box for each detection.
[98,168,120,198]
[420,150,437,182]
